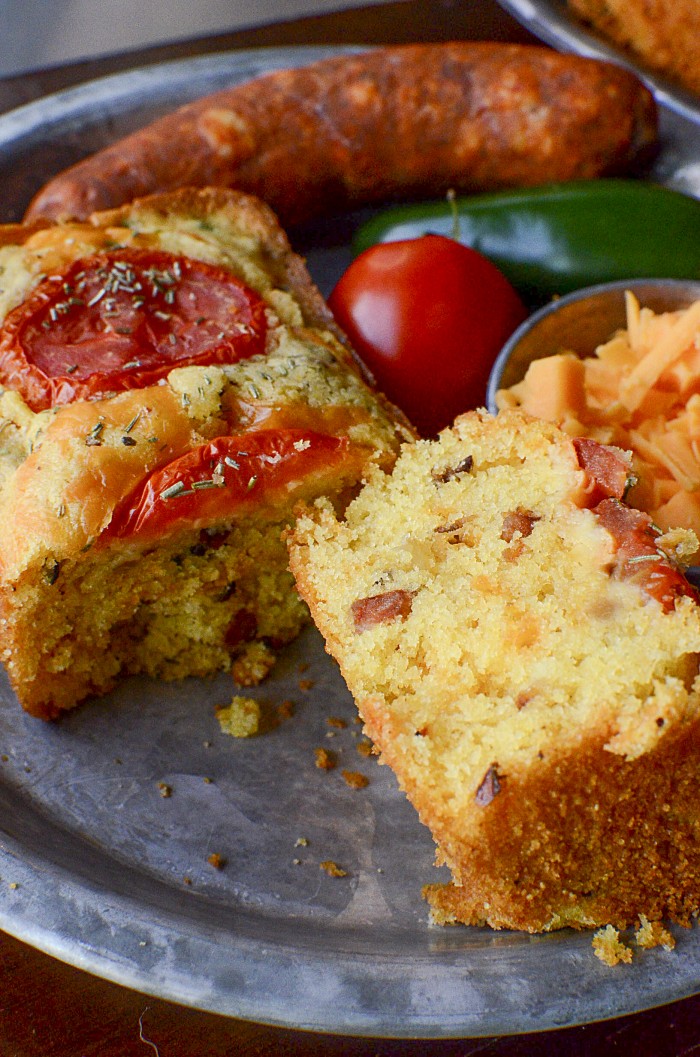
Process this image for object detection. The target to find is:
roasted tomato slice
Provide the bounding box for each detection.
[573,437,630,505]
[0,248,268,410]
[104,429,361,541]
[595,497,699,612]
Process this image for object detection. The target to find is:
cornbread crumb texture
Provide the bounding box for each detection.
[231,641,276,687]
[216,696,262,738]
[592,926,633,967]
[592,916,676,966]
[635,915,675,951]
[566,0,700,96]
[3,515,307,718]
[341,769,369,789]
[320,860,347,878]
[314,746,336,770]
[288,409,700,932]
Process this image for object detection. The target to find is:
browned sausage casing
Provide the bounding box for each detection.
[25,42,657,226]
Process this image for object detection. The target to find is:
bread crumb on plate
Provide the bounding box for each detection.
[592,925,633,966]
[216,695,261,738]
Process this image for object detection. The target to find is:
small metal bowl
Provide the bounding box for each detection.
[486,278,700,413]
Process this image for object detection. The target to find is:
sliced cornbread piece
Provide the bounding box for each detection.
[0,188,409,719]
[288,409,700,932]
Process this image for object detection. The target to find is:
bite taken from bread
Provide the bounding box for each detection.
[288,408,700,932]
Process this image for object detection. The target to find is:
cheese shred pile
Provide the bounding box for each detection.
[497,295,700,539]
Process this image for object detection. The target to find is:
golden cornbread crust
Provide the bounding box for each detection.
[0,188,408,718]
[288,409,700,932]
[423,715,700,931]
[567,0,700,97]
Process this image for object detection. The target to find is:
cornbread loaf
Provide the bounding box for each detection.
[288,409,700,932]
[567,0,700,97]
[25,43,657,226]
[0,187,408,719]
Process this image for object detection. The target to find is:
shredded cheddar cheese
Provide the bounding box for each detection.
[496,295,700,540]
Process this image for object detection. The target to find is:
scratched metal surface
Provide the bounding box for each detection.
[0,46,697,1038]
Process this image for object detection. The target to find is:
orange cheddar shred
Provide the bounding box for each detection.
[497,295,700,539]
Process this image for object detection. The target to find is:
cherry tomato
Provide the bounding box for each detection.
[328,235,526,436]
[104,429,363,541]
[0,248,268,411]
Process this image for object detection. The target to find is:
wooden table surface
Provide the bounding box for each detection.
[1,2,699,1054]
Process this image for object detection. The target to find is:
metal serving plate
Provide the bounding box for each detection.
[0,46,698,1039]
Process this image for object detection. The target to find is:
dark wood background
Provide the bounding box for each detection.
[0,2,699,1053]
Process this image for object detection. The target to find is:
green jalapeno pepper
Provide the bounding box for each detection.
[353,179,700,305]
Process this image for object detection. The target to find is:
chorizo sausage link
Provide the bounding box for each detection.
[25,42,657,226]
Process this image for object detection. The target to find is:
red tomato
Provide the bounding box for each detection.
[328,235,526,436]
[0,248,268,410]
[104,429,361,541]
[594,498,699,612]
[572,437,630,506]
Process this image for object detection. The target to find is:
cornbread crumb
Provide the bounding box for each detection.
[356,739,373,757]
[232,641,276,687]
[635,915,676,951]
[341,769,369,789]
[216,696,261,737]
[566,0,700,96]
[157,782,172,798]
[327,716,347,729]
[278,699,295,719]
[207,853,226,870]
[314,747,337,770]
[295,836,309,847]
[658,529,699,565]
[593,926,633,966]
[320,860,347,877]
